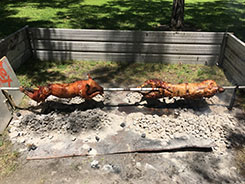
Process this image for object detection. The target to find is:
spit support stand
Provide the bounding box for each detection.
[227,85,239,111]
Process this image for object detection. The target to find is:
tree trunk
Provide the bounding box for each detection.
[171,0,185,30]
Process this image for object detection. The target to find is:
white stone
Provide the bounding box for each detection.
[144,163,157,171]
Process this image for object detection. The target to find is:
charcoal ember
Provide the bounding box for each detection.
[95,136,100,142]
[16,112,21,117]
[27,144,37,151]
[120,122,126,128]
[20,114,36,126]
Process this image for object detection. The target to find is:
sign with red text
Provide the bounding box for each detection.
[0,56,23,134]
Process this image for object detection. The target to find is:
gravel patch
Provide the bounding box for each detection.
[127,109,237,152]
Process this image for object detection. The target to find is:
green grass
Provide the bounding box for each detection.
[235,147,245,177]
[16,59,230,88]
[0,132,19,179]
[0,0,244,41]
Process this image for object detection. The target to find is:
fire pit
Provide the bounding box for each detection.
[8,90,243,158]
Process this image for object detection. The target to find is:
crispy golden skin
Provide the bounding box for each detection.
[19,74,103,103]
[139,79,225,99]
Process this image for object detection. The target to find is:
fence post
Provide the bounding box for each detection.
[227,85,239,111]
[28,28,37,59]
[25,25,34,58]
[217,32,228,67]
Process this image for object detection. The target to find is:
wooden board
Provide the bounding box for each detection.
[226,33,245,59]
[6,39,31,66]
[222,63,244,85]
[224,47,245,72]
[0,57,23,134]
[34,40,221,55]
[29,28,224,65]
[221,33,245,85]
[223,57,245,78]
[0,26,32,69]
[11,49,32,70]
[36,50,219,65]
[0,26,29,59]
[30,28,224,44]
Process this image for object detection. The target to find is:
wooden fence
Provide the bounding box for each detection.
[0,26,32,70]
[0,26,244,85]
[219,33,245,85]
[29,28,224,65]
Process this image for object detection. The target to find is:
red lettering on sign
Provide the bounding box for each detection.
[0,60,12,87]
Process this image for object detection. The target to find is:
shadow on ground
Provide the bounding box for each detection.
[185,0,245,41]
[16,59,75,86]
[1,0,244,41]
[22,97,212,115]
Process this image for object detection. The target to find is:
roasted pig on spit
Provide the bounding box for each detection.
[138,79,225,99]
[19,74,103,103]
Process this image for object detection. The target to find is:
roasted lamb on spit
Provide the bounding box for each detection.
[19,74,103,103]
[138,79,225,99]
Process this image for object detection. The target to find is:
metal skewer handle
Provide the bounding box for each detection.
[0,87,20,91]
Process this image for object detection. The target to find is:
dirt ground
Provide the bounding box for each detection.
[1,89,245,184]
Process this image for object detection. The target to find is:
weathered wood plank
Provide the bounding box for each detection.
[221,33,245,85]
[36,50,218,65]
[223,56,245,79]
[217,33,227,66]
[224,47,245,72]
[6,39,30,64]
[226,33,245,59]
[222,58,245,85]
[222,69,243,85]
[10,49,32,70]
[0,26,29,59]
[30,28,224,44]
[34,40,221,55]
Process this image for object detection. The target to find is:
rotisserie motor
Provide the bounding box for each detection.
[19,74,104,103]
[138,79,225,99]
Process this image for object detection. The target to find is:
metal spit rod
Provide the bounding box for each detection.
[104,86,245,91]
[0,87,159,91]
[1,86,245,91]
[104,88,160,91]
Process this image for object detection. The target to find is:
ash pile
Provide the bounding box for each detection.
[8,92,245,155]
[20,108,109,134]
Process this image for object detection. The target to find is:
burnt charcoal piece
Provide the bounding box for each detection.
[120,122,126,128]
